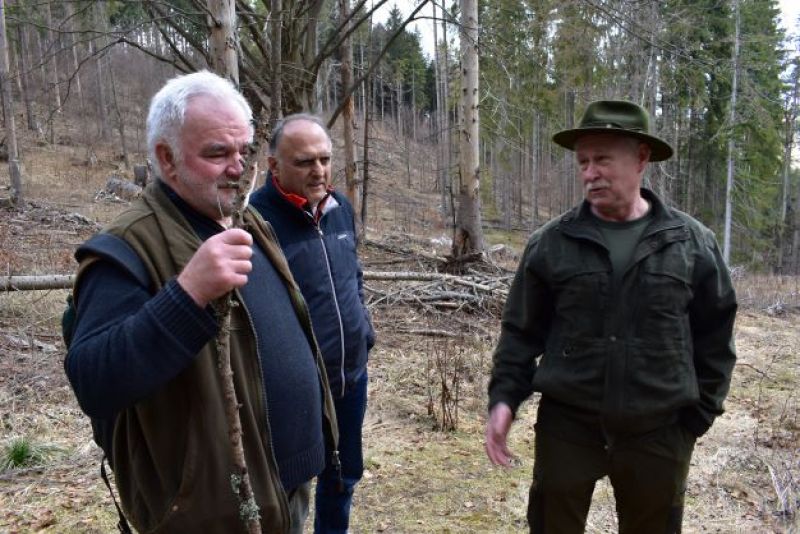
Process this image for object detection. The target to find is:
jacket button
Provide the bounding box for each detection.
[609,335,617,342]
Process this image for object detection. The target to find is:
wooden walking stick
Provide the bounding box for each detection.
[212,117,268,534]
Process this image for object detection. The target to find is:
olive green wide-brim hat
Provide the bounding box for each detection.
[552,100,674,162]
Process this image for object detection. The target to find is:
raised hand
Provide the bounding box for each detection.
[177,228,253,307]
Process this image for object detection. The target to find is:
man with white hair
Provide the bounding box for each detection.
[65,71,337,533]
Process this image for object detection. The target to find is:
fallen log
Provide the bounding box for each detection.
[1,275,74,291]
[2,270,511,294]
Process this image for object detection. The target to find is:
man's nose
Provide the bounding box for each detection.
[311,159,325,175]
[582,162,599,180]
[227,155,245,176]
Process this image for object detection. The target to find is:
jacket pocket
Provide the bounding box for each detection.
[636,250,693,340]
[551,268,609,339]
[623,339,699,417]
[534,338,608,410]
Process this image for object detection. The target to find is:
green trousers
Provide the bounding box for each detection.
[527,399,696,534]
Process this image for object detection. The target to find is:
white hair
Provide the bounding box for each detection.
[146,70,253,177]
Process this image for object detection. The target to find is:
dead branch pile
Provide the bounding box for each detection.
[364,270,512,316]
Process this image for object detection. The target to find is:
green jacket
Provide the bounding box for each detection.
[74,182,338,533]
[489,188,737,437]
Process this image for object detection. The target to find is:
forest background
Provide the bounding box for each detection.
[0,0,799,533]
[2,0,800,268]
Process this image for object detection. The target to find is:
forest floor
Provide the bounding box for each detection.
[1,121,799,533]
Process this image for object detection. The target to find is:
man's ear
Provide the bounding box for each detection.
[637,143,651,172]
[267,156,279,179]
[155,143,177,182]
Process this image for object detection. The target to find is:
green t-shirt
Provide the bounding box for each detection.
[593,209,653,289]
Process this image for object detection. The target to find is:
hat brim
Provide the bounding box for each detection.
[552,127,673,162]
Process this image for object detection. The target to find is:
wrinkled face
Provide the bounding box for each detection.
[269,120,332,206]
[575,133,649,220]
[156,95,252,225]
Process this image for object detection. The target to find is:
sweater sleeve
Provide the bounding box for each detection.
[681,232,738,437]
[65,260,218,418]
[488,236,553,417]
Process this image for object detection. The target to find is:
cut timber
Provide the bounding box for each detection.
[2,275,74,291]
[2,271,510,296]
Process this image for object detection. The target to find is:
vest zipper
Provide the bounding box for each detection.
[315,224,347,398]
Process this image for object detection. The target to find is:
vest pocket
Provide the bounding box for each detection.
[145,410,199,532]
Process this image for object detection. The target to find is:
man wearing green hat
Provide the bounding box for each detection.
[485,100,737,533]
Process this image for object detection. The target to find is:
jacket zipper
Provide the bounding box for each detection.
[314,223,347,398]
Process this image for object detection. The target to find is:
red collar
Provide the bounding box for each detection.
[272,175,334,222]
[272,175,308,210]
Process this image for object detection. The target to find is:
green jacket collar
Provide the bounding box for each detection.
[557,188,688,250]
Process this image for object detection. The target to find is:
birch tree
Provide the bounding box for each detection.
[723,0,740,264]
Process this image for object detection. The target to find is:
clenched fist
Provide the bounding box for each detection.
[177,228,253,307]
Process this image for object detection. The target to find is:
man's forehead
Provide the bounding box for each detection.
[280,121,330,146]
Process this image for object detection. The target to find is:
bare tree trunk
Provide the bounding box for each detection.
[64,0,84,109]
[793,167,800,273]
[395,71,402,136]
[32,26,46,96]
[13,8,36,131]
[361,76,371,238]
[358,38,366,116]
[0,0,23,207]
[411,69,416,142]
[432,1,445,212]
[44,1,61,111]
[338,0,359,221]
[91,2,110,139]
[269,0,282,129]
[452,0,484,257]
[440,6,452,220]
[723,0,739,264]
[108,59,129,169]
[778,66,798,271]
[207,0,238,83]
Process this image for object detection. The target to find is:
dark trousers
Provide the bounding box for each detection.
[314,371,368,534]
[528,400,696,534]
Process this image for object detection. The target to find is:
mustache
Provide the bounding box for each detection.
[585,181,610,193]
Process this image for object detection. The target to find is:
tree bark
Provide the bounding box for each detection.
[0,0,23,207]
[13,4,36,131]
[269,0,282,129]
[91,2,110,139]
[108,58,130,169]
[361,73,371,238]
[63,0,84,109]
[452,0,484,257]
[207,0,238,84]
[339,0,359,221]
[723,0,739,264]
[44,1,61,111]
